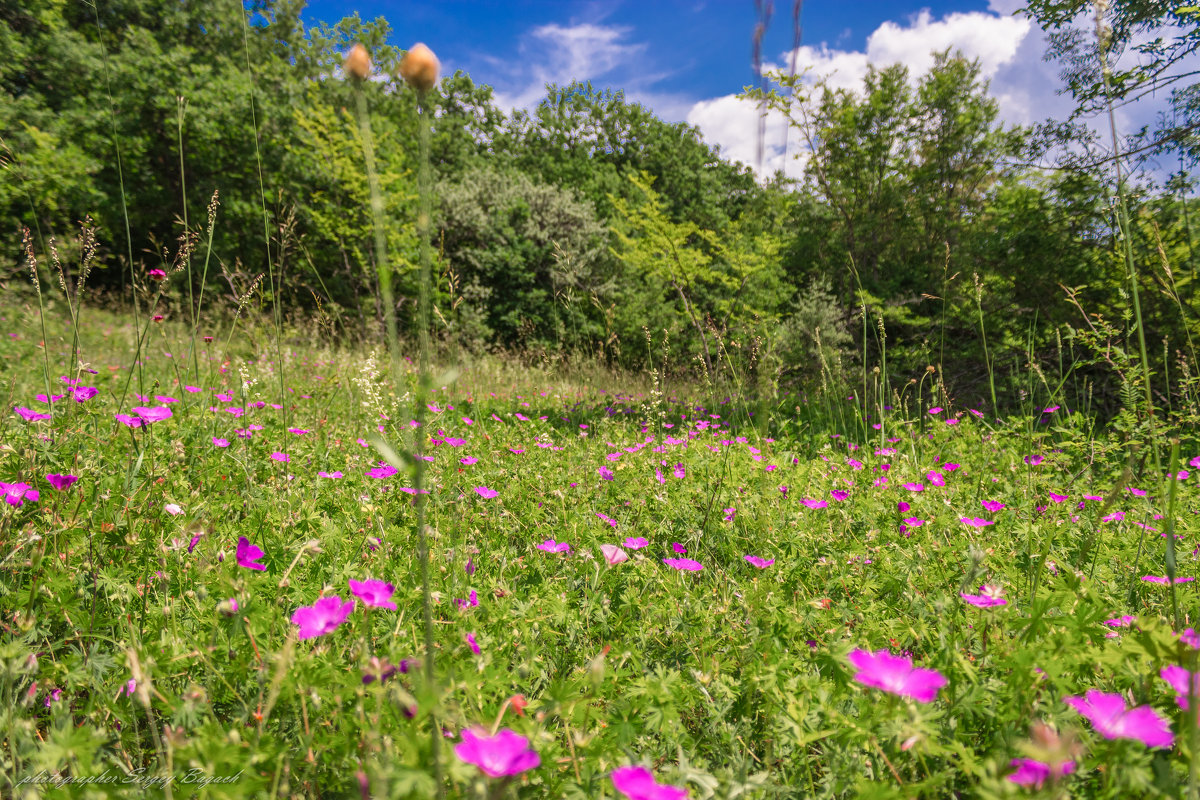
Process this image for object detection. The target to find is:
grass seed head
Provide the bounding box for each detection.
[400,42,439,92]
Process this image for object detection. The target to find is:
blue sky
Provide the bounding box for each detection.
[302,1,998,107]
[297,1,1180,179]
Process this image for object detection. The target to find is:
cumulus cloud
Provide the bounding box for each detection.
[687,9,1037,179]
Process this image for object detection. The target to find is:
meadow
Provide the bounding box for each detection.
[6,5,1200,798]
[1,295,1198,799]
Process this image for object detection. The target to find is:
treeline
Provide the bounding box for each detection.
[3,0,1198,414]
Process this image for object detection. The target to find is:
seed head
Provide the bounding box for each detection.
[344,44,371,81]
[400,43,439,92]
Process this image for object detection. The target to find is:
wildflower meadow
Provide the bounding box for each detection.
[5,1,1200,798]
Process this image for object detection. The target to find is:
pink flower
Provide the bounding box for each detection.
[623,537,649,549]
[599,466,615,481]
[1160,666,1200,708]
[981,500,1006,513]
[830,490,849,501]
[672,463,685,479]
[132,406,172,424]
[115,413,144,428]
[961,584,1007,607]
[600,544,629,565]
[1064,690,1173,748]
[903,483,924,492]
[291,596,354,639]
[270,452,290,463]
[1008,758,1075,788]
[960,517,994,527]
[349,579,397,610]
[1,482,39,507]
[212,437,229,448]
[722,508,735,522]
[662,558,703,572]
[163,503,183,516]
[611,765,687,800]
[466,632,481,654]
[475,486,499,499]
[801,498,827,509]
[536,539,570,554]
[45,473,78,491]
[672,542,687,554]
[744,555,774,568]
[1049,492,1068,503]
[236,536,266,571]
[1024,455,1044,466]
[454,728,539,778]
[461,456,478,465]
[847,649,946,703]
[15,406,52,421]
[1141,575,1194,585]
[595,512,618,528]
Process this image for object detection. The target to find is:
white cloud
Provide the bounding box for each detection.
[688,9,1038,179]
[487,23,653,112]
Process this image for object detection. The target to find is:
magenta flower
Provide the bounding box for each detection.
[903,483,924,492]
[925,471,945,487]
[981,500,1006,513]
[1160,666,1200,708]
[830,489,849,501]
[611,765,688,800]
[744,555,774,569]
[461,456,478,465]
[1049,492,1068,503]
[1024,455,1044,466]
[349,579,397,610]
[600,544,629,565]
[961,584,1007,607]
[1064,690,1174,747]
[1008,758,1075,788]
[672,463,686,479]
[537,539,571,553]
[71,386,98,402]
[466,632,481,653]
[1142,575,1195,585]
[115,413,144,428]
[475,486,499,499]
[662,558,703,572]
[598,466,615,481]
[847,649,946,703]
[236,536,266,571]
[132,406,172,424]
[366,464,397,479]
[213,437,229,448]
[0,482,39,507]
[45,474,78,491]
[801,498,828,509]
[623,537,649,549]
[722,508,735,522]
[15,406,52,422]
[595,512,618,528]
[960,517,994,527]
[672,542,687,554]
[1104,615,1136,628]
[291,596,355,640]
[454,728,540,778]
[148,268,167,281]
[318,470,343,479]
[270,452,290,463]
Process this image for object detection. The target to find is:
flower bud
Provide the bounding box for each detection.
[344,44,371,81]
[399,43,439,92]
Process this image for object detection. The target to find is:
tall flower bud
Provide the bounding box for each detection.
[399,43,439,92]
[344,43,371,81]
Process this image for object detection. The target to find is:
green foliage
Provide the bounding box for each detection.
[435,166,610,352]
